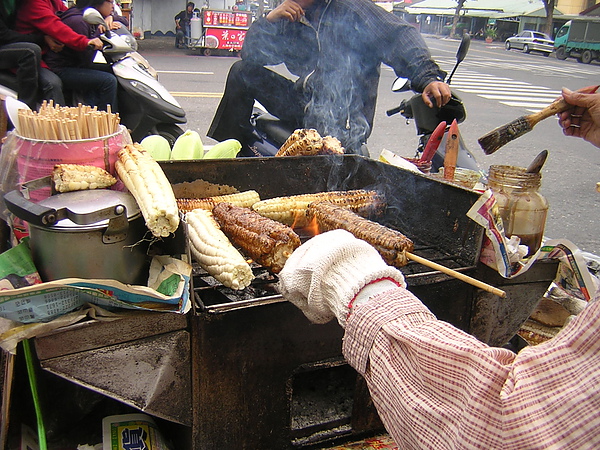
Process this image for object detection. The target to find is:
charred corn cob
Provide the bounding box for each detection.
[52,164,117,193]
[186,209,254,290]
[116,143,180,238]
[212,203,301,274]
[321,136,345,155]
[177,190,261,214]
[307,201,414,267]
[275,129,323,157]
[252,189,385,227]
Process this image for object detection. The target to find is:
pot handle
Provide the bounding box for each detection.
[4,190,59,227]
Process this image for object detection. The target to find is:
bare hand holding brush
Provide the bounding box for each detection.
[478,84,599,154]
[557,88,600,148]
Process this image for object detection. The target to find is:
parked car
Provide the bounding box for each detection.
[505,31,554,56]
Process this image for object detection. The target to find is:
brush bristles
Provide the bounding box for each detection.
[478,116,532,155]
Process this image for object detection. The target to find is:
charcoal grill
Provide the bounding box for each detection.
[160,155,553,449]
[19,155,557,450]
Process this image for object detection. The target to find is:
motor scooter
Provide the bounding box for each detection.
[240,36,477,163]
[386,34,479,172]
[1,13,187,145]
[81,9,186,145]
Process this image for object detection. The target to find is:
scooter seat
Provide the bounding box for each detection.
[254,114,296,148]
[0,70,18,94]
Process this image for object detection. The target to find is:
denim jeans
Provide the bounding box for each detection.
[208,60,305,144]
[175,25,190,48]
[56,67,118,112]
[39,68,65,106]
[0,42,41,109]
[0,43,65,109]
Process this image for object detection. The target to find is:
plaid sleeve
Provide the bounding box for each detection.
[344,289,600,449]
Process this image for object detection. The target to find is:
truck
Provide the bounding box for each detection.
[554,18,600,64]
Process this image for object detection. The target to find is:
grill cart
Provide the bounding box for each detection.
[187,9,252,56]
[3,156,559,449]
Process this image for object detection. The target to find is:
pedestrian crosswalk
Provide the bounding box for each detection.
[384,63,563,113]
[448,72,561,112]
[458,58,599,77]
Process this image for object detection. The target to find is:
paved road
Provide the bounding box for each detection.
[136,35,600,257]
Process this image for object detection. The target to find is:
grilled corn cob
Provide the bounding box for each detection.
[275,129,323,157]
[307,201,413,267]
[177,190,261,214]
[52,164,117,193]
[116,143,180,238]
[213,203,301,274]
[186,209,254,290]
[321,136,345,155]
[252,189,385,227]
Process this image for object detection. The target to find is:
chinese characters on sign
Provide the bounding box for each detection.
[203,10,250,28]
[205,28,247,50]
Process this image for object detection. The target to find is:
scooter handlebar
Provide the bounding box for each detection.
[386,105,403,117]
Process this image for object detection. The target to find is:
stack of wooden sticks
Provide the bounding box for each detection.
[17,101,120,140]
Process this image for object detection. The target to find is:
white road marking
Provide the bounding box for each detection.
[156,70,214,75]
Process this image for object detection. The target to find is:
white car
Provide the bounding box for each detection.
[505,31,554,56]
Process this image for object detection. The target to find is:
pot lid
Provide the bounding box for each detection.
[37,189,141,230]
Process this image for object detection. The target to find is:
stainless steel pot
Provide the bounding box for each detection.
[4,189,150,284]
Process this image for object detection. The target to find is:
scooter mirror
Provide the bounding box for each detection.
[391,77,411,92]
[456,34,471,63]
[83,8,107,28]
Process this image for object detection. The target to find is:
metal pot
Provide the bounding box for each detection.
[4,189,150,284]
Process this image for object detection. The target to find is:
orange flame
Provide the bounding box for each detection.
[303,215,320,237]
[293,215,321,241]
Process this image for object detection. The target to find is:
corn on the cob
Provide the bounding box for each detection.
[252,189,385,228]
[212,203,301,274]
[321,136,345,155]
[307,201,413,267]
[177,190,261,214]
[116,143,180,238]
[275,129,323,157]
[186,209,254,290]
[52,164,117,193]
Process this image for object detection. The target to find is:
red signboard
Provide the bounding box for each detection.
[203,10,251,29]
[204,27,247,50]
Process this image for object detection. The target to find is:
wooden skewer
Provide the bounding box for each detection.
[406,252,506,298]
[20,102,119,140]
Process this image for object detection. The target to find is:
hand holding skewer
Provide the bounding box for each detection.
[306,201,506,298]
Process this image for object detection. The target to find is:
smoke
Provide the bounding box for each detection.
[303,59,372,153]
[299,20,375,154]
[242,3,382,153]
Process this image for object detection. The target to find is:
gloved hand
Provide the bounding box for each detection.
[278,229,406,327]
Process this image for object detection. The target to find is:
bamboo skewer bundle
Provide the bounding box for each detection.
[16,102,120,140]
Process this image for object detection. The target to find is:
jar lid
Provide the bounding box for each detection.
[37,190,141,230]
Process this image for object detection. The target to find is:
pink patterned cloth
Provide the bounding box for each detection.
[344,288,600,449]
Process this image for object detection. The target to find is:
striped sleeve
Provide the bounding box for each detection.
[344,288,600,449]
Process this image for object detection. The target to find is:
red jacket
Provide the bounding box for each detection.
[15,0,89,53]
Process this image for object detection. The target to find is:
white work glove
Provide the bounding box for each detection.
[278,229,406,327]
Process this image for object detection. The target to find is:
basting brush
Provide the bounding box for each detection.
[478,84,600,155]
[443,119,459,180]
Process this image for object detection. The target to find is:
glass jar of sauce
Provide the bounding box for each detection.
[487,165,549,257]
